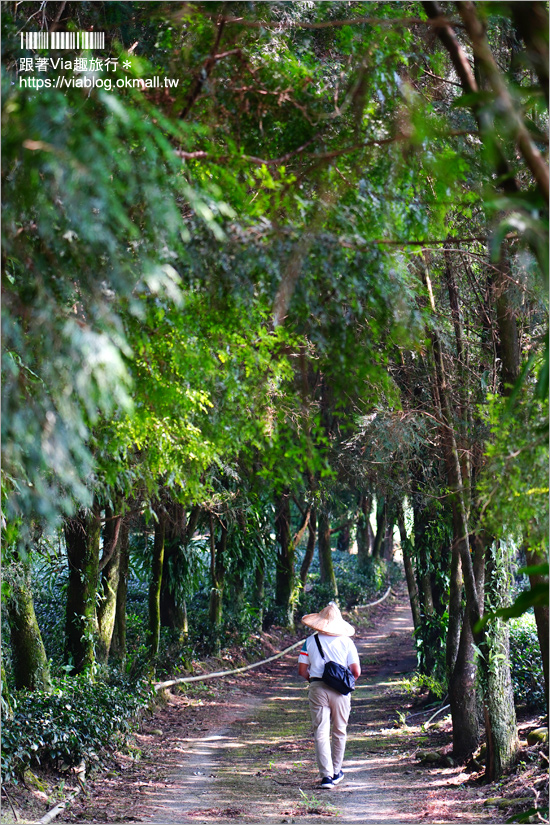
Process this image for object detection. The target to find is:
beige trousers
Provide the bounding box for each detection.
[308,681,351,779]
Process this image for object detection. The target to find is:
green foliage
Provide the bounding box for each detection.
[506,807,549,824]
[1,2,548,766]
[2,20,238,533]
[476,574,549,630]
[414,610,449,686]
[298,554,400,614]
[218,601,262,647]
[409,508,452,684]
[401,672,447,700]
[508,614,546,711]
[1,674,154,783]
[478,392,549,553]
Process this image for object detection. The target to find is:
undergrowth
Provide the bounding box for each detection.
[1,674,154,784]
[508,614,546,711]
[1,551,398,785]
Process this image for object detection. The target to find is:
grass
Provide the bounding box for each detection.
[296,788,341,816]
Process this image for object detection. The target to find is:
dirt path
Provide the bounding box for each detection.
[12,590,545,825]
[58,589,505,824]
[119,593,495,825]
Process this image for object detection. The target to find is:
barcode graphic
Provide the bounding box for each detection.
[21,31,105,50]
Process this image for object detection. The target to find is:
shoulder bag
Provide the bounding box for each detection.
[314,634,355,695]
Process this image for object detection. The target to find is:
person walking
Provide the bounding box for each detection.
[297,601,360,789]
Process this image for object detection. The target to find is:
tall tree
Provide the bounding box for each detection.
[64,505,101,675]
[4,554,51,692]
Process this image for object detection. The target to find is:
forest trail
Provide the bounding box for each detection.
[123,591,493,825]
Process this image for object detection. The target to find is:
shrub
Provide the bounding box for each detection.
[509,614,546,711]
[401,672,446,700]
[414,609,448,687]
[1,674,154,784]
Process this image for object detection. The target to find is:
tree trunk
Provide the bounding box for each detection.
[209,516,227,652]
[383,520,395,560]
[356,493,373,570]
[299,508,317,584]
[492,253,521,393]
[64,504,101,675]
[446,534,483,763]
[336,524,351,553]
[446,541,463,685]
[449,618,481,761]
[160,503,185,632]
[525,545,549,708]
[293,502,312,548]
[372,498,387,559]
[275,491,296,628]
[422,265,483,756]
[6,557,51,691]
[485,246,521,773]
[482,541,519,779]
[422,267,481,630]
[1,660,14,717]
[414,506,435,617]
[397,505,421,630]
[111,518,130,663]
[148,510,166,659]
[445,252,471,510]
[253,550,265,627]
[160,503,200,635]
[318,509,338,597]
[97,506,122,664]
[424,261,520,772]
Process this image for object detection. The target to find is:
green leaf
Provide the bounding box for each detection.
[475,583,549,632]
[517,563,549,578]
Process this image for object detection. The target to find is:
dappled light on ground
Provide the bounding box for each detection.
[138,592,496,825]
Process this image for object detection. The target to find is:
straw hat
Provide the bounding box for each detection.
[301,601,355,637]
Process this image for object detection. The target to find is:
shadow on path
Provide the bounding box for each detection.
[142,594,493,825]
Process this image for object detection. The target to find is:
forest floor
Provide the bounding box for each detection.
[3,587,547,825]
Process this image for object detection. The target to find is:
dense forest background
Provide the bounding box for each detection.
[1,0,548,796]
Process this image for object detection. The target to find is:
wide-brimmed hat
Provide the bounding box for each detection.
[301,601,355,637]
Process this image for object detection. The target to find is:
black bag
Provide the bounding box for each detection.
[314,634,355,695]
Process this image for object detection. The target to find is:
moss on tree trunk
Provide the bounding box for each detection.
[482,541,519,779]
[253,550,265,626]
[299,508,317,585]
[64,505,101,675]
[148,511,166,658]
[372,497,387,559]
[449,615,480,761]
[6,558,51,691]
[526,545,549,709]
[209,516,227,652]
[397,505,421,631]
[111,518,130,663]
[97,506,122,664]
[275,491,296,628]
[356,494,374,571]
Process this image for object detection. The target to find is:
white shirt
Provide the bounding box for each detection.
[298,633,360,679]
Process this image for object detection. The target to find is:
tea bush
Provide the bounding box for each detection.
[1,674,154,783]
[297,554,401,615]
[509,613,546,711]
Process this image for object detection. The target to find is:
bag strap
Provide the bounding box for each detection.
[314,633,326,661]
